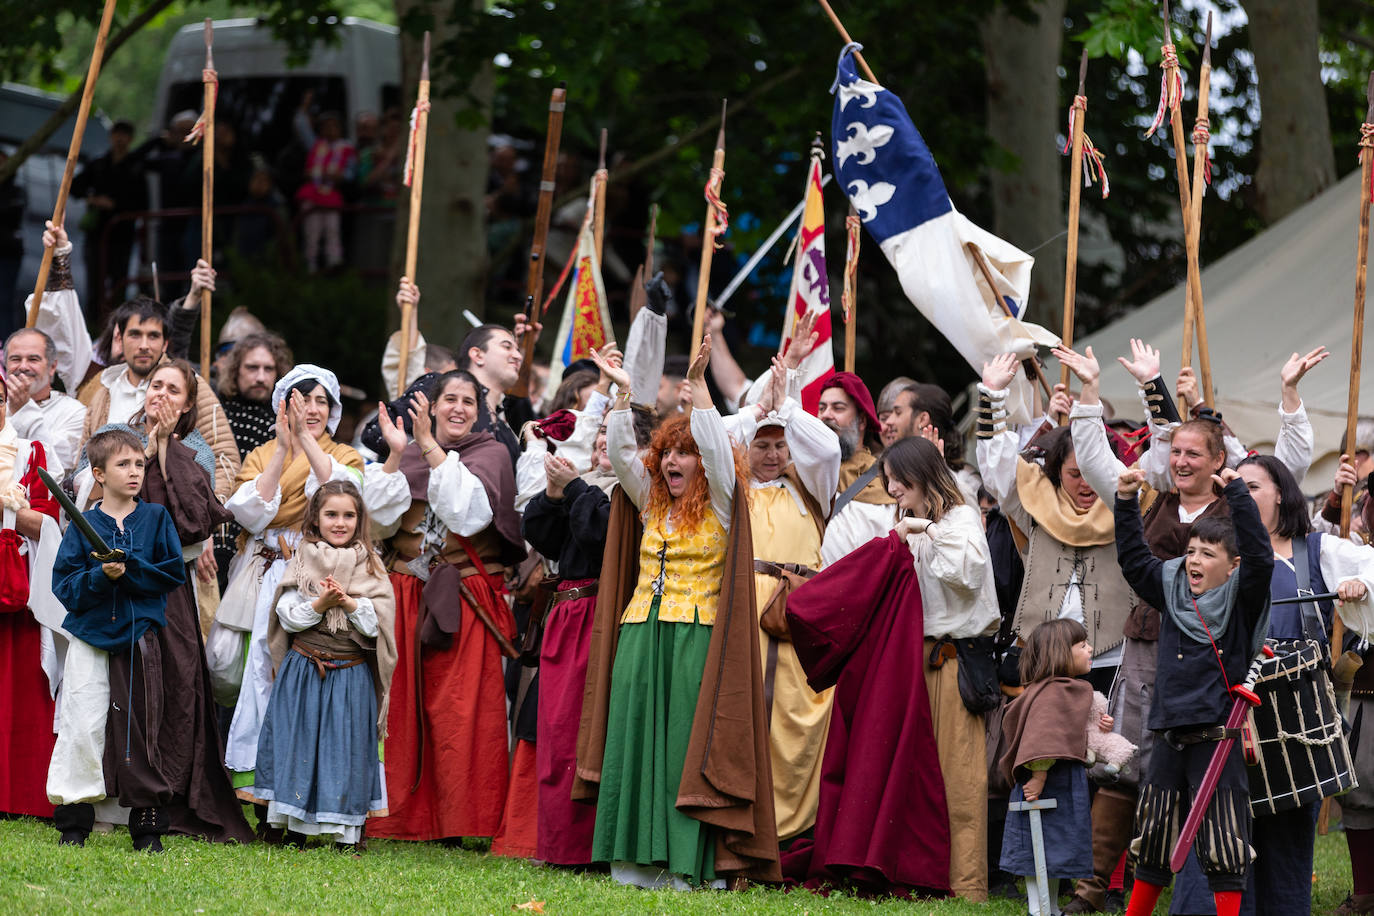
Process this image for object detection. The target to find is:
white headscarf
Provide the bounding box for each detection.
[272,364,343,434]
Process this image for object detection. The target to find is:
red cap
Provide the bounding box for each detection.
[819,371,880,437]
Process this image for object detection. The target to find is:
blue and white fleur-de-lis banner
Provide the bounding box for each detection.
[831,44,1058,424]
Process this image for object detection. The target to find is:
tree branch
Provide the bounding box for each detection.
[0,0,178,185]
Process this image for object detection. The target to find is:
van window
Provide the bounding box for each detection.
[163,76,350,151]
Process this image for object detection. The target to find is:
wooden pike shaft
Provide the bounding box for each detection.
[26,0,119,328]
[1341,74,1374,541]
[594,128,608,266]
[200,19,215,378]
[844,204,858,374]
[396,31,431,397]
[1185,13,1216,410]
[1059,51,1089,424]
[815,0,878,84]
[510,82,568,398]
[690,101,728,356]
[628,203,658,323]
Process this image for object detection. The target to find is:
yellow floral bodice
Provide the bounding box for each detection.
[621,511,727,625]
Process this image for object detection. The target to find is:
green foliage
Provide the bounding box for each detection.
[1079,0,1195,65]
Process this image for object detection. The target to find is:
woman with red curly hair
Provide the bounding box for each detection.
[577,335,780,888]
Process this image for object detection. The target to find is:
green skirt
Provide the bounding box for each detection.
[592,596,715,882]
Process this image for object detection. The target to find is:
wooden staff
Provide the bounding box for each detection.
[815,0,877,83]
[628,203,658,322]
[843,204,860,373]
[25,0,119,328]
[199,19,216,377]
[689,100,729,355]
[1058,49,1089,424]
[593,128,608,265]
[509,83,568,399]
[1182,12,1217,410]
[396,32,431,397]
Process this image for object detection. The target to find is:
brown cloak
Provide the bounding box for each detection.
[998,676,1092,787]
[574,483,781,881]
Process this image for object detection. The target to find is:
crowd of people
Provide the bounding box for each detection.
[4,218,1374,916]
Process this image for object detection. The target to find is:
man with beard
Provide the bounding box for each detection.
[817,372,900,565]
[4,328,86,470]
[79,296,241,500]
[211,331,293,588]
[880,381,980,504]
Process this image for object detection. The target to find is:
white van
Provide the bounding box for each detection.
[149,16,401,146]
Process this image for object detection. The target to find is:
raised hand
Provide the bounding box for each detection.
[783,310,820,371]
[513,311,542,340]
[1334,454,1359,494]
[1054,345,1100,385]
[187,258,216,304]
[981,352,1019,392]
[1117,468,1146,498]
[705,304,726,334]
[377,401,410,456]
[5,369,32,412]
[395,276,420,312]
[41,220,68,250]
[687,332,712,383]
[407,391,435,451]
[1048,383,1074,420]
[756,356,787,415]
[1176,367,1201,410]
[1116,338,1161,384]
[545,454,579,497]
[589,342,631,393]
[1281,346,1328,390]
[274,396,292,444]
[1211,466,1241,489]
[917,423,945,456]
[289,389,308,439]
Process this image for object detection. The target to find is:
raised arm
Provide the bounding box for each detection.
[593,345,648,508]
[622,273,669,409]
[1058,345,1129,501]
[687,334,736,524]
[1113,469,1167,609]
[1272,347,1326,484]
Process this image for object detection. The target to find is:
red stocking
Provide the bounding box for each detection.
[1125,880,1164,916]
[1213,890,1241,916]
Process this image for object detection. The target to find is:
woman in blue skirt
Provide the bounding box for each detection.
[252,479,397,846]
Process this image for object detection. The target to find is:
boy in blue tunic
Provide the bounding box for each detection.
[49,429,184,850]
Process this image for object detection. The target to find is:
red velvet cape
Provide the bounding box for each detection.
[783,531,951,892]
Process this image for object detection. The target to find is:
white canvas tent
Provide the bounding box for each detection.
[1073,169,1369,493]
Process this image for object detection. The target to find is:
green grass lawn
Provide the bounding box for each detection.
[0,814,1354,915]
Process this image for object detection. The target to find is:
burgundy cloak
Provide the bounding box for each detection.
[783,531,951,892]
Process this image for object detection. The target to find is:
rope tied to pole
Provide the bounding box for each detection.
[184,70,218,145]
[703,166,729,247]
[1192,117,1213,187]
[842,212,861,323]
[1063,95,1110,199]
[1360,123,1374,200]
[1145,44,1183,139]
[404,98,432,187]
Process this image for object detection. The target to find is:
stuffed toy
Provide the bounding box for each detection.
[1086,690,1137,775]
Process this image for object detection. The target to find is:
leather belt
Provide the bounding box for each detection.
[292,642,365,680]
[1165,726,1241,750]
[552,583,599,604]
[753,559,818,579]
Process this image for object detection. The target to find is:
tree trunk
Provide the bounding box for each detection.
[392,0,493,342]
[981,0,1066,331]
[1246,0,1335,223]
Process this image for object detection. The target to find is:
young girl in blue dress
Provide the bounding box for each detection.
[252,480,397,847]
[999,618,1103,914]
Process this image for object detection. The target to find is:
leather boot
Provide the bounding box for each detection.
[1336,894,1374,915]
[129,807,168,853]
[54,803,95,847]
[1063,788,1136,913]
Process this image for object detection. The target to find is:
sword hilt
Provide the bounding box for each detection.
[91,549,127,564]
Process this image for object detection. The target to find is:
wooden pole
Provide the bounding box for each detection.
[25,0,119,328]
[1058,50,1089,424]
[509,82,568,398]
[199,19,216,378]
[628,203,658,322]
[690,100,729,356]
[396,32,431,397]
[843,204,860,373]
[1184,12,1216,410]
[815,0,878,84]
[593,128,608,266]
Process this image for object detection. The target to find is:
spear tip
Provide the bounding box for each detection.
[1366,71,1374,121]
[1202,12,1213,67]
[1077,48,1088,96]
[420,31,431,82]
[716,99,728,149]
[598,127,608,169]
